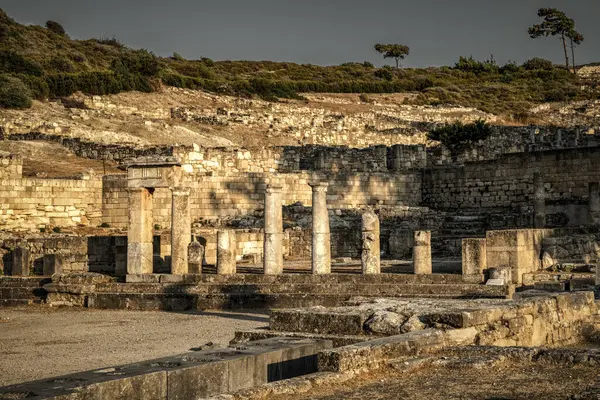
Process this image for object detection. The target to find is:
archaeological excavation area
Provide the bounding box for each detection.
[1,106,600,398]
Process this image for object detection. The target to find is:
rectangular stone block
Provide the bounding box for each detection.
[43,254,64,276]
[11,247,30,276]
[462,238,487,276]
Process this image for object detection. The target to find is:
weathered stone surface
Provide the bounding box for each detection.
[413,231,431,275]
[188,240,205,274]
[127,187,153,275]
[361,211,380,275]
[364,311,404,335]
[589,182,600,225]
[217,230,236,275]
[461,238,486,276]
[43,254,64,276]
[264,185,283,275]
[171,187,191,275]
[11,247,30,276]
[310,182,331,275]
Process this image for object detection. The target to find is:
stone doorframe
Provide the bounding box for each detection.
[126,156,191,276]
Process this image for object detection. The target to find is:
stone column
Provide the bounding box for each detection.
[310,182,331,275]
[533,173,545,229]
[361,211,380,274]
[413,231,432,275]
[217,230,236,275]
[589,183,600,225]
[127,188,154,275]
[170,187,191,275]
[43,254,64,276]
[461,238,487,276]
[188,240,204,274]
[11,247,30,276]
[391,144,405,171]
[264,185,283,275]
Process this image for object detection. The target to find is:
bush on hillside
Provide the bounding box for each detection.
[111,50,160,76]
[45,20,66,36]
[0,50,43,76]
[523,57,554,71]
[455,56,499,74]
[0,75,32,109]
[427,120,492,158]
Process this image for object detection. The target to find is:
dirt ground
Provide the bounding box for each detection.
[0,306,267,386]
[275,363,600,400]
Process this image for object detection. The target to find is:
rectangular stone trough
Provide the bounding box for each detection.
[0,337,331,400]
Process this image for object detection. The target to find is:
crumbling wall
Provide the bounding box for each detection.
[423,147,600,214]
[0,154,22,179]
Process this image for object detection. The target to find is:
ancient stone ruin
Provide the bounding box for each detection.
[0,98,600,399]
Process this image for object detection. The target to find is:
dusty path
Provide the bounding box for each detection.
[0,306,268,386]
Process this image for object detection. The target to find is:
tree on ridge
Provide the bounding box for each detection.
[374,44,410,68]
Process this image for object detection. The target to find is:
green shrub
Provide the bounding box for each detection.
[455,56,499,74]
[523,57,554,71]
[0,75,32,109]
[374,67,393,81]
[111,50,159,76]
[100,222,110,228]
[45,20,66,36]
[0,50,44,76]
[52,226,61,233]
[359,93,372,103]
[427,120,492,158]
[48,56,75,73]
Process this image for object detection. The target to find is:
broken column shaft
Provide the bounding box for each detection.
[217,230,236,275]
[170,187,191,275]
[413,231,432,275]
[127,187,154,275]
[361,211,381,274]
[310,182,331,275]
[264,185,283,275]
[533,173,546,229]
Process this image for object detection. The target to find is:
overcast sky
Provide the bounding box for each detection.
[1,0,598,67]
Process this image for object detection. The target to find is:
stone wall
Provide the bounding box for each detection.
[0,178,103,230]
[101,172,422,229]
[423,147,600,214]
[0,154,22,179]
[427,125,600,166]
[0,236,88,275]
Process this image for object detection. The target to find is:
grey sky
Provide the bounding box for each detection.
[0,0,598,67]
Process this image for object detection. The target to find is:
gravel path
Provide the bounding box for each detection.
[0,306,268,386]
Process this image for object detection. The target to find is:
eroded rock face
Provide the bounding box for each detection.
[401,314,426,333]
[364,311,405,335]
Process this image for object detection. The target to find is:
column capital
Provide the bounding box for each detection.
[265,185,283,194]
[171,187,191,196]
[309,181,329,192]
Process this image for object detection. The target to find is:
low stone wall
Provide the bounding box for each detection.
[0,236,88,276]
[0,337,331,400]
[313,292,597,372]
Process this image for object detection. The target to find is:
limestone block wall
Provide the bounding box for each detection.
[0,236,88,275]
[0,178,103,230]
[101,172,422,229]
[0,155,22,179]
[427,125,600,166]
[423,147,600,213]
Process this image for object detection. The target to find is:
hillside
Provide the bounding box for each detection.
[1,7,598,119]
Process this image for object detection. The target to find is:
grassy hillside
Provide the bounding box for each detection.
[0,8,597,117]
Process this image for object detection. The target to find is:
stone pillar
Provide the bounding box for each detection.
[217,230,236,275]
[127,188,154,275]
[264,185,283,275]
[596,260,600,287]
[589,183,600,225]
[533,173,545,229]
[43,254,64,276]
[461,238,487,276]
[170,187,191,275]
[361,211,380,274]
[310,182,331,275]
[11,247,30,276]
[413,231,432,275]
[188,240,204,274]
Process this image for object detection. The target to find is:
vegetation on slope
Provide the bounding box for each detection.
[0,8,597,117]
